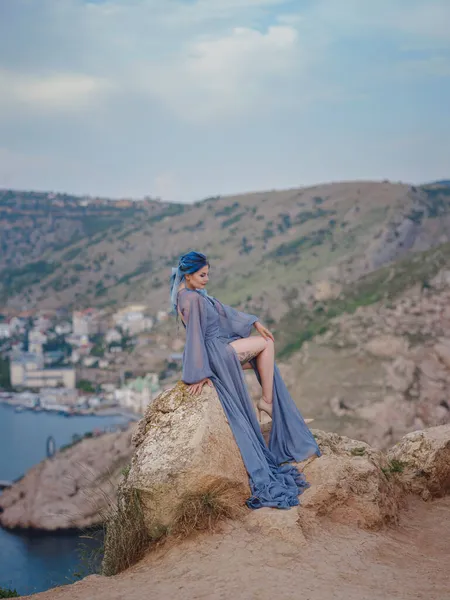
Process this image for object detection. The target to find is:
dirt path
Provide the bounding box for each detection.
[28,497,450,600]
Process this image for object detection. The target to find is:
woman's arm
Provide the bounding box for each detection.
[213,298,275,341]
[214,299,259,339]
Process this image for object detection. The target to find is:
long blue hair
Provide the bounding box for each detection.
[169,251,210,314]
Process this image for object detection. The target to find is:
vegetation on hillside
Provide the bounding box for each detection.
[1,182,450,315]
[276,240,450,358]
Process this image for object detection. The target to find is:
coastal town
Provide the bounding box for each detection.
[0,303,183,417]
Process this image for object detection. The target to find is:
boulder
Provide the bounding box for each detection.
[434,339,450,370]
[126,381,250,535]
[384,356,416,393]
[387,424,450,500]
[365,335,409,359]
[313,280,342,302]
[296,431,404,530]
[419,354,447,381]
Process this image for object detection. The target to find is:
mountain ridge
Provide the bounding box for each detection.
[1,180,450,325]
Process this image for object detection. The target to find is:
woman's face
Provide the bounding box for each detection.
[186,265,209,289]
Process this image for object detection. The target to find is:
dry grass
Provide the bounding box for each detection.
[101,487,155,577]
[100,480,247,577]
[171,480,248,539]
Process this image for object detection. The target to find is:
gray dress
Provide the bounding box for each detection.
[178,287,321,509]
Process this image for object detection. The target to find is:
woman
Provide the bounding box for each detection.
[170,251,321,509]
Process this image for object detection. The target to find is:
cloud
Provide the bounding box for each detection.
[1,0,447,122]
[0,0,448,200]
[0,69,111,112]
[141,25,300,120]
[312,0,450,46]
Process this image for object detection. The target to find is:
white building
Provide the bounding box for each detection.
[114,373,161,414]
[105,328,122,344]
[55,322,72,335]
[72,308,101,336]
[0,323,10,338]
[9,317,27,334]
[16,391,39,408]
[70,350,81,364]
[10,353,76,389]
[39,387,78,408]
[83,356,98,367]
[66,333,90,348]
[101,382,116,402]
[35,316,52,332]
[28,330,47,355]
[113,306,154,336]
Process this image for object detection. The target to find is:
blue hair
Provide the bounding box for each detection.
[169,251,210,314]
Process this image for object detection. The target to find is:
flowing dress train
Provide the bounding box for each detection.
[178,288,321,509]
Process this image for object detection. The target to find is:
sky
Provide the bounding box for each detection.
[0,0,449,203]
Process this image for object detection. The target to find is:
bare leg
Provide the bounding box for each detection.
[230,336,275,404]
[256,338,275,404]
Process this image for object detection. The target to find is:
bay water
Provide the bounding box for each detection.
[0,404,130,596]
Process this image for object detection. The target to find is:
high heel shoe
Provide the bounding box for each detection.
[255,398,315,425]
[256,397,273,423]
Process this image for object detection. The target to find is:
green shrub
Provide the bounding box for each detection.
[269,229,331,260]
[0,587,20,598]
[350,447,366,456]
[215,202,240,217]
[62,247,82,261]
[221,212,245,229]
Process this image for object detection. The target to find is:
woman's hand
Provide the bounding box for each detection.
[254,321,275,342]
[186,377,213,396]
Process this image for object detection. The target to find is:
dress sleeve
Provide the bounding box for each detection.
[179,292,214,384]
[215,300,259,339]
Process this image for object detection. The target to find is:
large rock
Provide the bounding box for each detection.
[126,381,250,535]
[0,428,134,530]
[296,431,404,530]
[434,339,450,370]
[384,355,416,393]
[387,424,450,500]
[365,335,409,359]
[313,280,342,302]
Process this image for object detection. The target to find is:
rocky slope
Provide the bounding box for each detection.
[259,245,450,448]
[20,381,450,600]
[2,181,450,323]
[0,426,135,530]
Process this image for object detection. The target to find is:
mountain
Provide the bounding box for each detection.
[1,181,450,324]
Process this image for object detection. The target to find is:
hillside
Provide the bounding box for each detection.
[1,181,450,325]
[254,241,450,448]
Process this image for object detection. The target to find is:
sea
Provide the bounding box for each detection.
[0,403,131,596]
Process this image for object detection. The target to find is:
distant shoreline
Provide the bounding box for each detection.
[0,398,140,420]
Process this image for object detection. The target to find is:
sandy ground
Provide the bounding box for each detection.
[28,496,450,600]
